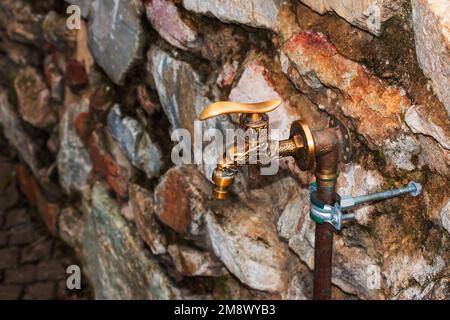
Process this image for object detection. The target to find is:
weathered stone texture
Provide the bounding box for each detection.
[299,0,399,36]
[382,252,446,299]
[43,55,64,103]
[88,0,145,84]
[182,0,284,31]
[281,31,410,149]
[58,207,84,248]
[336,164,383,225]
[279,31,435,173]
[206,201,291,293]
[107,105,162,179]
[151,166,299,293]
[82,182,181,299]
[42,10,77,50]
[14,67,56,128]
[0,93,42,178]
[129,184,168,255]
[16,165,59,236]
[87,126,132,198]
[412,0,450,114]
[145,0,200,51]
[229,59,302,140]
[57,99,92,194]
[405,105,450,150]
[0,0,44,45]
[441,200,450,235]
[153,166,211,236]
[147,46,219,133]
[147,46,234,180]
[167,244,228,277]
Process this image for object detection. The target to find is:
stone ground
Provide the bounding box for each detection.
[0,128,92,300]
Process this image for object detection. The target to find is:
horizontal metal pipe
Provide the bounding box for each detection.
[353,182,420,206]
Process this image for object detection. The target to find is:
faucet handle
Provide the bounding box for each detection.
[199,99,282,120]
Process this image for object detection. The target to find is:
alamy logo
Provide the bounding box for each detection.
[66,265,81,290]
[66,5,81,30]
[365,4,381,34]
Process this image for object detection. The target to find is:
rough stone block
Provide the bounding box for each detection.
[82,182,182,299]
[88,0,145,84]
[167,244,228,277]
[182,0,298,38]
[336,164,384,225]
[153,166,297,293]
[58,207,84,248]
[42,11,77,50]
[0,247,19,270]
[440,200,450,235]
[0,93,42,178]
[87,126,131,198]
[107,105,162,179]
[43,54,64,102]
[382,253,445,298]
[412,0,450,114]
[129,184,167,255]
[145,0,200,50]
[229,59,302,140]
[281,31,420,172]
[147,46,219,134]
[14,67,56,128]
[153,166,211,236]
[57,99,92,194]
[405,105,450,150]
[16,165,59,236]
[65,59,89,93]
[0,0,44,45]
[299,0,399,36]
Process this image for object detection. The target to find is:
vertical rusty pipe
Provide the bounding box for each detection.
[312,189,336,300]
[312,130,340,300]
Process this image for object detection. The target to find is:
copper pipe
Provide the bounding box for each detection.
[311,128,340,300]
[312,188,336,300]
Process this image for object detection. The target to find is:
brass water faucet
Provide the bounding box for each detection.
[199,99,422,300]
[199,99,352,200]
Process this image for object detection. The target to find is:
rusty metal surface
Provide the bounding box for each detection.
[313,185,338,300]
[329,115,353,164]
[313,222,334,300]
[312,141,340,300]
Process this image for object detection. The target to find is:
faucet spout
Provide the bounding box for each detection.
[210,142,248,200]
[211,136,305,199]
[211,167,237,200]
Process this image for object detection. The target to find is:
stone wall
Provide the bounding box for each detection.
[0,0,448,299]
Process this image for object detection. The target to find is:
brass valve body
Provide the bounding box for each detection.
[199,100,352,200]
